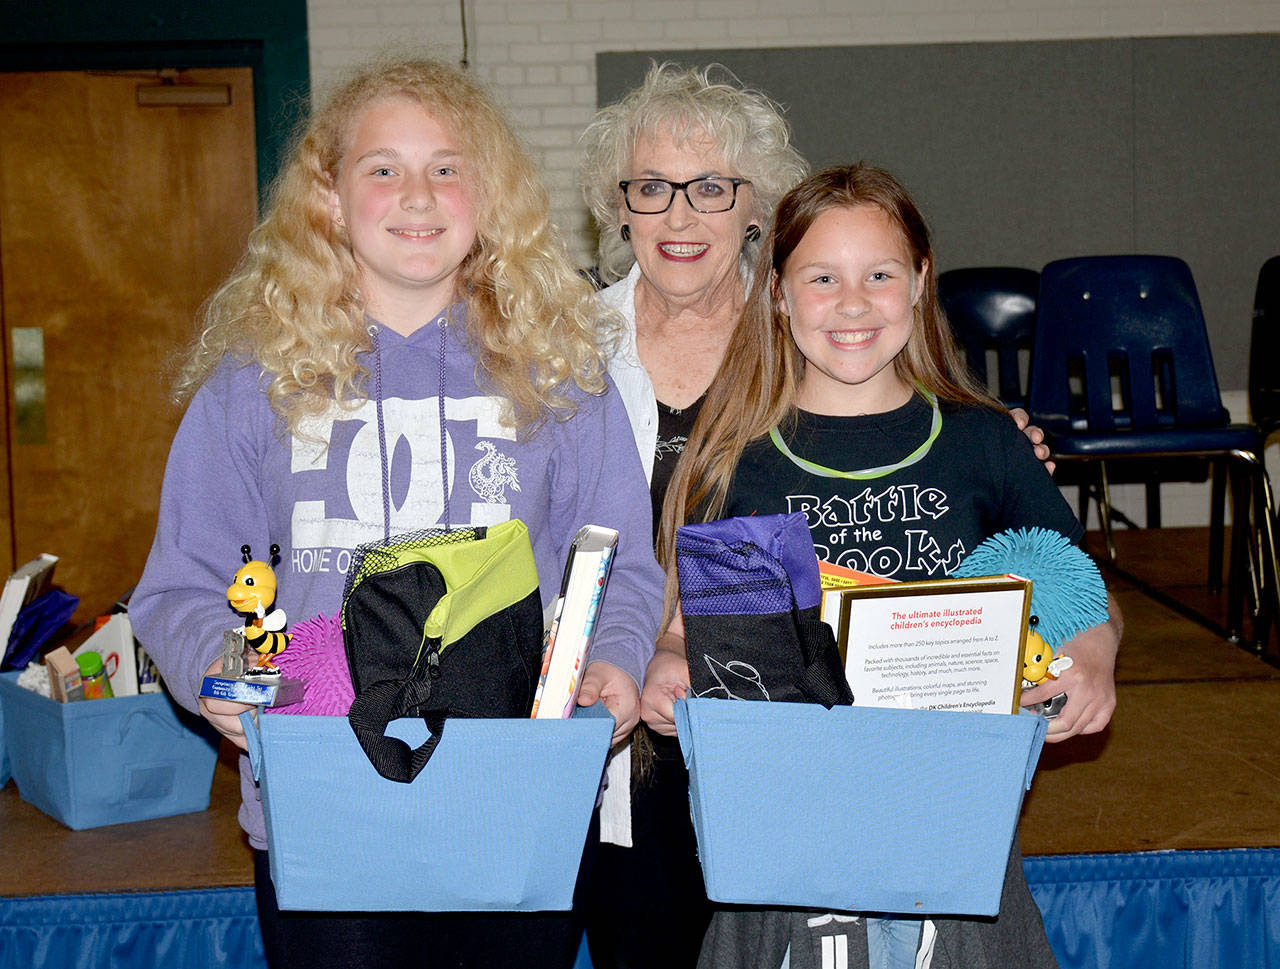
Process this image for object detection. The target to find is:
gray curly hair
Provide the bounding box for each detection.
[580,62,808,283]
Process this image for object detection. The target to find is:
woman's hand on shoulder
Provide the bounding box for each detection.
[197,656,253,752]
[1009,407,1055,476]
[1022,594,1122,742]
[578,660,641,746]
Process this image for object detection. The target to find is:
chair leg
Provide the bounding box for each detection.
[1247,493,1265,622]
[1098,461,1116,562]
[1076,484,1091,532]
[1226,463,1252,642]
[1235,463,1265,620]
[1248,463,1280,653]
[1208,457,1227,594]
[1145,481,1161,529]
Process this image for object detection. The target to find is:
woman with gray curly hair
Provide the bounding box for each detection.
[578,61,807,969]
[581,63,807,524]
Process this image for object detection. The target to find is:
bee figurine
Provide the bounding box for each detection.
[227,543,291,677]
[1022,621,1073,689]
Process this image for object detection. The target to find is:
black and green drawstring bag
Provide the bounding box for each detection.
[341,519,546,783]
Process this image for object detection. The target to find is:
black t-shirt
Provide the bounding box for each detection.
[724,394,1082,580]
[649,396,704,542]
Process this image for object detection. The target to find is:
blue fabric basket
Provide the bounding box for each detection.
[242,704,614,912]
[0,671,219,829]
[675,697,1047,916]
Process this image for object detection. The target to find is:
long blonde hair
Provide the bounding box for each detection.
[177,56,606,437]
[658,164,999,575]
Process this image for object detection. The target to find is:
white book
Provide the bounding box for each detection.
[0,553,58,661]
[530,525,618,719]
[821,587,846,639]
[74,613,139,697]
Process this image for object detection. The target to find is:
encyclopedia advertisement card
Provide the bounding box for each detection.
[829,576,1031,714]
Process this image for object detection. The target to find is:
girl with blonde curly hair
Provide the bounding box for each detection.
[180,56,610,436]
[133,55,663,969]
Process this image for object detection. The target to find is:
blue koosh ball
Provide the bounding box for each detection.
[952,527,1108,649]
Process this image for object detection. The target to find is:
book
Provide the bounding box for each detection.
[818,559,894,592]
[828,573,1031,715]
[74,613,139,697]
[0,553,59,663]
[818,560,894,644]
[44,645,84,702]
[530,524,618,719]
[137,645,162,693]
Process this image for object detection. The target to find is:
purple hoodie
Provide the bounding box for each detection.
[131,305,663,847]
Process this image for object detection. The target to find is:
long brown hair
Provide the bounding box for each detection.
[657,164,998,578]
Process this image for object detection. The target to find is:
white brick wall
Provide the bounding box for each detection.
[306,0,1279,527]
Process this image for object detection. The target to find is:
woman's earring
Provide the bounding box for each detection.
[335,215,345,228]
[620,224,631,242]
[745,224,761,243]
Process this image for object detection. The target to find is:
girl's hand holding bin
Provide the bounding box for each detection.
[639,610,691,739]
[576,659,640,745]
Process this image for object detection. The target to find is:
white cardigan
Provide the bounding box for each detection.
[597,263,657,847]
[599,263,659,484]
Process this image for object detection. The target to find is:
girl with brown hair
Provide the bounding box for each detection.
[646,164,1121,969]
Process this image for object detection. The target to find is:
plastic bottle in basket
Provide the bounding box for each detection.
[76,651,114,700]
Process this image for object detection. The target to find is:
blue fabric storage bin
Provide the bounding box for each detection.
[675,697,1047,916]
[0,671,219,829]
[242,703,614,912]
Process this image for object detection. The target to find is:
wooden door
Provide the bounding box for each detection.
[0,68,257,620]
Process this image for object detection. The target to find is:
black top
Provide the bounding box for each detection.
[650,396,704,542]
[724,394,1081,580]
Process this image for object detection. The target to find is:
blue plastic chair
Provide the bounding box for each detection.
[1028,255,1279,647]
[940,265,1173,535]
[1249,256,1280,447]
[938,267,1039,411]
[1208,256,1280,599]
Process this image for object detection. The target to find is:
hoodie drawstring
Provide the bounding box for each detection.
[437,316,451,531]
[368,319,452,541]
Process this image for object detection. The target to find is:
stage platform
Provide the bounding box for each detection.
[2,528,1278,968]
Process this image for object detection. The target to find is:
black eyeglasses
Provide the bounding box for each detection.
[618,177,750,214]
